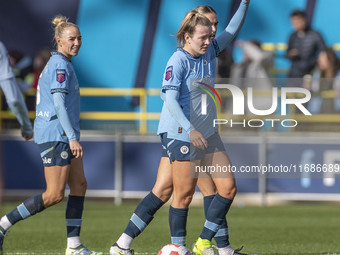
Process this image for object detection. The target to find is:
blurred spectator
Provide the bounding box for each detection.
[23,47,51,111]
[32,47,51,89]
[0,41,33,140]
[229,40,273,114]
[231,40,273,82]
[8,49,34,92]
[286,10,326,86]
[304,48,340,114]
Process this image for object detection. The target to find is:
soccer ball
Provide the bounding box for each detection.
[158,244,191,255]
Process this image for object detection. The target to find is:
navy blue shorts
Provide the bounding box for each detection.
[160,132,225,163]
[161,143,168,157]
[37,141,74,167]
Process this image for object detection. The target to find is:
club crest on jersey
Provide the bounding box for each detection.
[61,151,68,159]
[180,145,189,155]
[56,69,66,83]
[165,66,173,81]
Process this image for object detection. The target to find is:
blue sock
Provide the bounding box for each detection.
[200,193,233,241]
[65,195,84,237]
[124,192,164,238]
[6,194,45,226]
[203,195,230,247]
[169,206,188,246]
[214,220,229,248]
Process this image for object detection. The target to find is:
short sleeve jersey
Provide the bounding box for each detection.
[157,40,219,142]
[34,51,80,144]
[0,41,15,81]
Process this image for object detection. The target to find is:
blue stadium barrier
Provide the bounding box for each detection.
[1,133,340,204]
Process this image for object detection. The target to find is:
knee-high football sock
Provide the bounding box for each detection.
[200,193,233,241]
[117,192,164,249]
[66,195,84,248]
[169,206,188,246]
[203,195,230,247]
[0,194,45,233]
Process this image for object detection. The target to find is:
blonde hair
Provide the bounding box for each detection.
[176,10,211,48]
[52,15,78,47]
[193,5,217,16]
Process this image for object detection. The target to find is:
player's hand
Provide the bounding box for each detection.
[189,130,208,150]
[287,49,299,59]
[21,132,33,141]
[69,140,83,159]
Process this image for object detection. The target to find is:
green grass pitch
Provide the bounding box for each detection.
[0,200,339,254]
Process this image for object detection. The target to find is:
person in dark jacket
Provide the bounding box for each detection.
[286,10,326,86]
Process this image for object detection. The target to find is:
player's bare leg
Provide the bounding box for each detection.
[197,176,216,197]
[208,151,236,199]
[152,157,173,202]
[68,158,87,196]
[42,165,70,207]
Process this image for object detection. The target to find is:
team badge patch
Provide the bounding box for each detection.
[61,151,68,159]
[56,69,66,83]
[180,145,189,155]
[165,66,173,81]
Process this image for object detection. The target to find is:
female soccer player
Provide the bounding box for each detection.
[158,1,250,255]
[110,2,250,255]
[0,16,102,255]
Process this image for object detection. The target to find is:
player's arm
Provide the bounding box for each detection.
[165,90,207,149]
[53,92,83,158]
[4,82,33,140]
[164,90,191,133]
[215,0,250,52]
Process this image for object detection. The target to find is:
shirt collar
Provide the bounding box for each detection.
[178,47,201,60]
[51,51,71,62]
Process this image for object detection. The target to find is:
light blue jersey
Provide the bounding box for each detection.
[0,41,15,81]
[34,51,80,144]
[0,41,33,135]
[157,0,249,142]
[157,42,219,142]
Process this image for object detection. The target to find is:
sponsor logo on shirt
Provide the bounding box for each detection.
[165,66,173,81]
[42,157,52,164]
[56,69,66,83]
[36,111,50,117]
